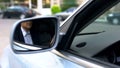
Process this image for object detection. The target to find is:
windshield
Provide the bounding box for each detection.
[7,6,29,12]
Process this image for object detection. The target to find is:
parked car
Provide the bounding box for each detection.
[55,7,77,21]
[0,9,3,14]
[1,0,120,68]
[2,6,36,19]
[107,12,120,25]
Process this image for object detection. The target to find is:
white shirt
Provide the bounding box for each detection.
[21,27,33,44]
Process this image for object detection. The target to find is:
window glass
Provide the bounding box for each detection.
[60,0,90,33]
[31,0,37,8]
[80,3,120,33]
[70,3,120,66]
[42,0,51,8]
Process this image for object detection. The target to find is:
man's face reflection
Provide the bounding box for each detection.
[21,21,32,31]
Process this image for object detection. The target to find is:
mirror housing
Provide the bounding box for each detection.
[11,16,59,54]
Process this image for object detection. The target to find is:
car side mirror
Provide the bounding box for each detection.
[11,17,59,54]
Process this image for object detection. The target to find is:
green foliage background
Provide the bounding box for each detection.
[51,5,61,14]
[61,0,78,11]
[0,0,10,2]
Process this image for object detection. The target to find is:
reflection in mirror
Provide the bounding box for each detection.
[12,18,57,52]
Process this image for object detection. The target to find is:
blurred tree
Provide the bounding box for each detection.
[51,5,61,14]
[0,0,10,2]
[0,0,25,2]
[61,0,78,11]
[15,0,25,2]
[0,4,6,10]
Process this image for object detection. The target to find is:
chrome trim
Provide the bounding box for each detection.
[14,42,42,50]
[51,50,104,68]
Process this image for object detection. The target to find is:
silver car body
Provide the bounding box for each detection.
[0,46,84,68]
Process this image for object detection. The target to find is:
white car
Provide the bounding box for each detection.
[1,0,120,68]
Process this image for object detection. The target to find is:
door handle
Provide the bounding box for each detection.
[76,42,86,48]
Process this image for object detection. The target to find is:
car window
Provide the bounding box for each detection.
[7,7,20,12]
[7,6,29,12]
[60,0,89,32]
[17,7,29,12]
[22,7,29,12]
[70,3,120,66]
[65,7,76,12]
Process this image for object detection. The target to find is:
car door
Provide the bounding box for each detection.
[53,0,120,68]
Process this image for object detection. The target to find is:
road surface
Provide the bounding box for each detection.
[0,18,18,57]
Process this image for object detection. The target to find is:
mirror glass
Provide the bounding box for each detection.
[12,18,58,52]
